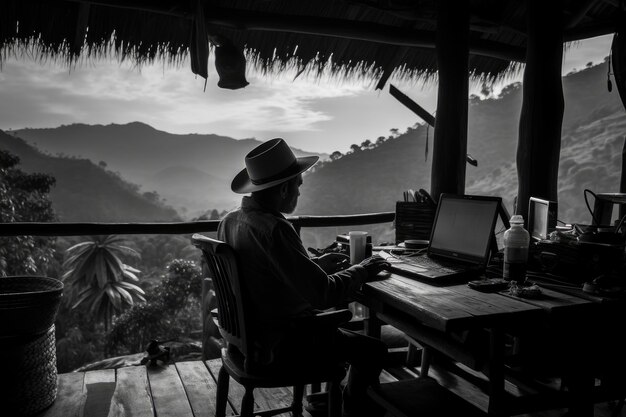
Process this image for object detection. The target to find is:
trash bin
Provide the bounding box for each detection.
[0,276,64,416]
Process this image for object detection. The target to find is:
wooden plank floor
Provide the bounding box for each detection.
[36,359,626,417]
[37,359,314,417]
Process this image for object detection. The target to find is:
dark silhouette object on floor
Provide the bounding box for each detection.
[140,339,171,366]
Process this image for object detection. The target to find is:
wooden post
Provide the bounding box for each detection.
[619,136,626,219]
[516,0,564,223]
[429,0,470,201]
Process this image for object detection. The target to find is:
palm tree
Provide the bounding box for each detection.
[62,235,145,331]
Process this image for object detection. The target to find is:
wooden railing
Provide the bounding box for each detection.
[1,212,397,361]
[0,212,395,236]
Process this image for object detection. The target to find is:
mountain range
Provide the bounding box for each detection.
[0,130,179,222]
[2,60,625,233]
[12,123,325,216]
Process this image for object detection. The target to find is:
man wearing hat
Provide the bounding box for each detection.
[218,138,389,416]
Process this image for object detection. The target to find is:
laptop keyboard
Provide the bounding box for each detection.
[403,256,465,273]
[379,251,466,275]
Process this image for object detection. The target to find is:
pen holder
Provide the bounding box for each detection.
[394,201,436,244]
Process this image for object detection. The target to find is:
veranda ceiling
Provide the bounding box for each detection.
[0,0,621,87]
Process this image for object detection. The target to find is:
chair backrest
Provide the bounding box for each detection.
[191,233,250,358]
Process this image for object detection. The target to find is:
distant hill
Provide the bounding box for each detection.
[297,60,626,228]
[13,122,325,216]
[0,131,180,222]
[144,166,232,217]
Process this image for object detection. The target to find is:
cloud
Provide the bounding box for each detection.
[0,56,367,140]
[1,34,611,154]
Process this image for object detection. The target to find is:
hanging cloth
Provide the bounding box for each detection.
[190,0,209,88]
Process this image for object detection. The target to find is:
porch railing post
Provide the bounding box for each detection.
[516,0,564,223]
[430,0,469,201]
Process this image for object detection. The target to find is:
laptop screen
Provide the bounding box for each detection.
[428,194,501,264]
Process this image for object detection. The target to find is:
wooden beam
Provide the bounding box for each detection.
[288,212,395,229]
[63,0,526,62]
[0,221,219,237]
[430,0,470,200]
[49,1,625,60]
[564,19,616,41]
[347,1,526,37]
[347,3,515,36]
[0,212,395,237]
[565,0,600,29]
[389,84,435,127]
[516,0,564,223]
[205,9,527,62]
[619,136,626,219]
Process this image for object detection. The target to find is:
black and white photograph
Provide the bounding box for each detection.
[2,1,626,416]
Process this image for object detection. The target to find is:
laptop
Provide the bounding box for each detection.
[382,193,502,285]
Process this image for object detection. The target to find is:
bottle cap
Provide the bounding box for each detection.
[510,214,524,224]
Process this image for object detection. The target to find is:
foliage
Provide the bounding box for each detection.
[105,259,202,356]
[62,235,145,331]
[194,208,229,221]
[0,149,57,276]
[130,234,198,278]
[54,302,105,373]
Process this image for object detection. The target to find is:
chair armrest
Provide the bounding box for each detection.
[210,308,220,329]
[293,309,353,329]
[213,307,351,329]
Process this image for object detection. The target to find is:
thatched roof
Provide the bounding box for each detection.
[0,0,621,87]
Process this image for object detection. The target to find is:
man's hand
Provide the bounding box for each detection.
[313,253,350,274]
[359,255,391,281]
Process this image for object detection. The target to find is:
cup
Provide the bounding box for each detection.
[349,231,368,264]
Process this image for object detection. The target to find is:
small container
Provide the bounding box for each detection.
[349,231,369,264]
[337,234,372,258]
[503,215,530,283]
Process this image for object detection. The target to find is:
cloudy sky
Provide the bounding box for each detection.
[0,34,613,154]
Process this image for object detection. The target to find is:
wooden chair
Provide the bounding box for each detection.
[191,234,349,417]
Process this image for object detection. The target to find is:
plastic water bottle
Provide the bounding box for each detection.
[503,215,530,283]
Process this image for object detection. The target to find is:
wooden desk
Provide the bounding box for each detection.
[358,273,626,417]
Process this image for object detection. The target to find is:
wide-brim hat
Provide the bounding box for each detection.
[231,138,319,193]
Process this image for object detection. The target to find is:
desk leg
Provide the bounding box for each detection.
[420,347,432,377]
[487,329,506,417]
[364,311,382,339]
[566,373,594,417]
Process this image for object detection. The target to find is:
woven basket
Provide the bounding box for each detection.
[0,276,63,338]
[395,201,437,244]
[2,326,58,416]
[0,276,64,416]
